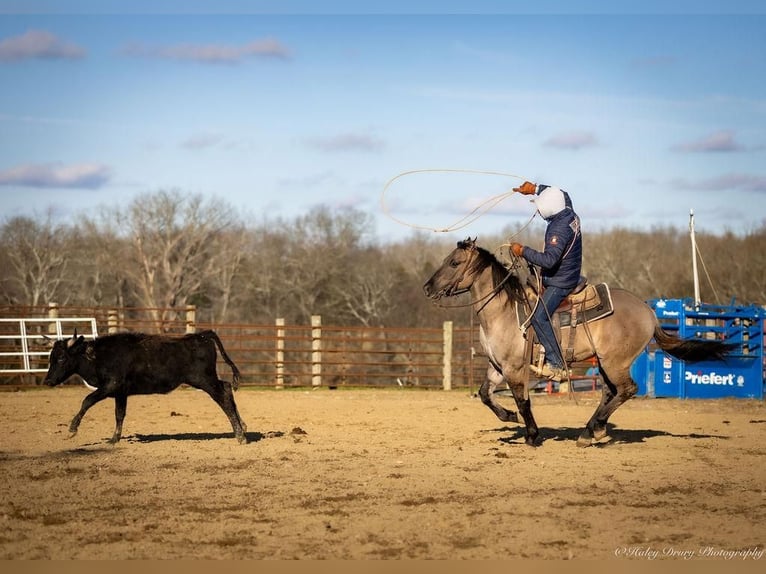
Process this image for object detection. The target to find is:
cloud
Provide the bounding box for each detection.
[672,130,743,153]
[543,131,598,150]
[671,173,766,193]
[277,171,339,189]
[122,37,291,64]
[306,132,385,153]
[0,29,85,62]
[0,162,112,189]
[181,132,225,150]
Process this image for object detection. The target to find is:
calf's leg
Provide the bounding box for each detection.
[192,378,248,444]
[69,388,110,438]
[109,394,128,444]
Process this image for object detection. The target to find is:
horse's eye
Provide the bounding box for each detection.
[450,259,460,268]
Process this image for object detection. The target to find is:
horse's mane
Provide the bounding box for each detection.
[471,244,527,303]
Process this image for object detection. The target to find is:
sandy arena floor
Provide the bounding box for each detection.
[0,386,764,560]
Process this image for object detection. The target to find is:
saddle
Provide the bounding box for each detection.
[556,280,613,327]
[517,277,614,363]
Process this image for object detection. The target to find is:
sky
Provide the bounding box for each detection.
[0,1,765,244]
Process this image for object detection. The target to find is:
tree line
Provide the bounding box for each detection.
[1,189,764,329]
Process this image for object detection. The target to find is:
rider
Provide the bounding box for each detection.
[510,181,583,382]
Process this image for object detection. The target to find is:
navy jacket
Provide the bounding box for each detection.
[521,190,583,290]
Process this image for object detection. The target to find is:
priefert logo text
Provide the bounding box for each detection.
[685,371,735,385]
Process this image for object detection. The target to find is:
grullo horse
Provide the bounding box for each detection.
[423,238,733,447]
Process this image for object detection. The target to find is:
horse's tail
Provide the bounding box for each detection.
[653,325,735,363]
[203,329,241,390]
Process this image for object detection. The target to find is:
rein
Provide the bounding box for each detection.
[432,251,523,312]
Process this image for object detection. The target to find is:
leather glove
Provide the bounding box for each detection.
[511,243,524,257]
[512,181,537,195]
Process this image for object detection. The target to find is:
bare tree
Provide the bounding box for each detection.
[331,248,399,327]
[0,214,71,306]
[68,217,132,308]
[93,190,244,329]
[278,206,374,323]
[205,225,248,323]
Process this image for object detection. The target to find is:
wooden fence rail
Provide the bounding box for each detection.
[0,304,600,392]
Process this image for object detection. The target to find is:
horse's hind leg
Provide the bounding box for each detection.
[578,366,637,448]
[478,366,518,423]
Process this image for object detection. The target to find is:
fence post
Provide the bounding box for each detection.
[185,305,196,334]
[442,321,453,391]
[107,310,119,334]
[311,315,322,387]
[275,317,285,389]
[47,302,59,338]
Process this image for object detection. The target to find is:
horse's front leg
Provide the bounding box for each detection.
[509,381,539,446]
[478,366,518,423]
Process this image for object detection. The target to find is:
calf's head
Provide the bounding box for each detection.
[44,333,88,387]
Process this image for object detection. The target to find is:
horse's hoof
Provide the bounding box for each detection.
[576,434,593,448]
[237,434,249,445]
[500,411,518,423]
[592,427,608,442]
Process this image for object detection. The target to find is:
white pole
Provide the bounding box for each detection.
[690,209,701,308]
[275,317,285,389]
[311,315,322,387]
[442,321,453,391]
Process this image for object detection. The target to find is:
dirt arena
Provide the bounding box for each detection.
[0,386,764,560]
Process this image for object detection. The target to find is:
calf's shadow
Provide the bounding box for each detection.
[126,430,283,444]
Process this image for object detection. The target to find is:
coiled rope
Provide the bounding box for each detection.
[380,168,541,251]
[380,168,535,233]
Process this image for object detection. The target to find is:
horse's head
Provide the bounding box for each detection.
[423,237,485,300]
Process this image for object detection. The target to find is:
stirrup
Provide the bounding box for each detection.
[530,363,568,382]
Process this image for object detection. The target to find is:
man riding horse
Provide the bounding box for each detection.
[510,181,582,383]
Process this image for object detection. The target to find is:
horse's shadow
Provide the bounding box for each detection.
[125,430,283,444]
[488,424,729,446]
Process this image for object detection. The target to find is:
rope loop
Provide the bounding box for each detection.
[380,168,533,233]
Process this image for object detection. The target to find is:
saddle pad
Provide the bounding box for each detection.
[558,283,614,327]
[516,283,614,329]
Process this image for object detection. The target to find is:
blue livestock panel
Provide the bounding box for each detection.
[631,298,764,399]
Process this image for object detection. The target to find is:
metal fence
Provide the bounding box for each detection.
[0,304,485,390]
[0,304,600,391]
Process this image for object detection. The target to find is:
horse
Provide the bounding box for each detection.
[422,238,733,447]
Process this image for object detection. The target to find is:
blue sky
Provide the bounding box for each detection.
[0,1,764,243]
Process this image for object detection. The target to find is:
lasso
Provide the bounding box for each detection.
[380,168,539,245]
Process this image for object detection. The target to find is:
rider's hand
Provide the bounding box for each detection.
[511,243,524,257]
[512,181,537,195]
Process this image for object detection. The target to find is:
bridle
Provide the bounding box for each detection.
[431,245,523,312]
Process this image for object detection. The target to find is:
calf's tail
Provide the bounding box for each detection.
[203,330,241,390]
[653,325,735,363]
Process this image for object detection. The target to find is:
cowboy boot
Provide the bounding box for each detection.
[530,363,568,382]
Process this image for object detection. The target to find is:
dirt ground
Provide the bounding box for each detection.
[0,385,764,560]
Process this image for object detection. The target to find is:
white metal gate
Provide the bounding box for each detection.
[0,318,98,373]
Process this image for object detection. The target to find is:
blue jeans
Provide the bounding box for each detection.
[531,285,570,369]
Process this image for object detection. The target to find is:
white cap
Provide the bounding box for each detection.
[534,186,566,219]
